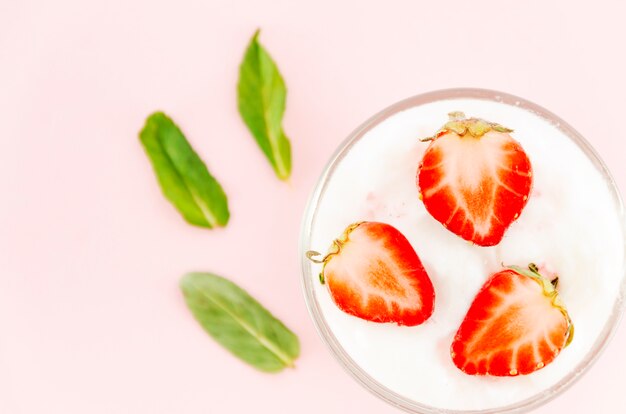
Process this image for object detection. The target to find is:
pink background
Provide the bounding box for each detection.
[1,1,625,413]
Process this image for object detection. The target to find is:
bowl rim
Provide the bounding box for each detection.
[299,87,626,414]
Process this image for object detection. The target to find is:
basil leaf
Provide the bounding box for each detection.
[180,273,300,372]
[139,112,229,228]
[237,30,292,180]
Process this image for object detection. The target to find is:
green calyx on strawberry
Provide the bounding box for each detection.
[451,263,574,377]
[307,221,435,326]
[418,112,533,246]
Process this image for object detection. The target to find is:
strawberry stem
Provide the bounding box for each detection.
[422,111,514,141]
[565,323,575,348]
[528,262,559,287]
[305,250,325,264]
[509,263,574,349]
[306,222,364,285]
[448,111,466,121]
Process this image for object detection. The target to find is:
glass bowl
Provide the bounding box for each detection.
[299,88,626,414]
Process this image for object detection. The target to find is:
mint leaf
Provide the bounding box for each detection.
[139,112,229,228]
[237,30,292,180]
[180,273,300,372]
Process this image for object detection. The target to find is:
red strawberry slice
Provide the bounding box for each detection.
[308,221,435,326]
[451,264,574,376]
[418,112,532,246]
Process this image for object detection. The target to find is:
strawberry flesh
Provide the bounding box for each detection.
[321,221,435,326]
[418,114,532,246]
[451,266,573,376]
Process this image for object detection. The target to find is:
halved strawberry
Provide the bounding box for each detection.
[451,264,574,376]
[307,221,435,326]
[418,112,532,246]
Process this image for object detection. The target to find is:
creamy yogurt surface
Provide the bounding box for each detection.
[305,97,625,411]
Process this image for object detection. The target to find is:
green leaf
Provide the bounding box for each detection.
[139,112,229,228]
[180,273,300,372]
[237,30,292,180]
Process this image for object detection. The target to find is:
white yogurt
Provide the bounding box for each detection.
[306,98,625,411]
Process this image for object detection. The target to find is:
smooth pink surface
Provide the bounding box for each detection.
[1,1,625,413]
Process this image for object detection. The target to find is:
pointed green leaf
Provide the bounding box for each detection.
[237,30,292,180]
[180,272,300,372]
[139,112,229,228]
